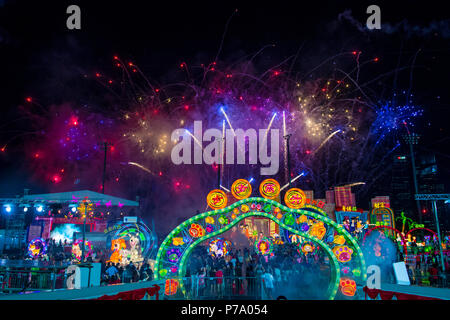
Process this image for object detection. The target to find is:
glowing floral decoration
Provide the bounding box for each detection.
[189,223,205,238]
[172,237,184,246]
[299,242,315,255]
[333,235,345,245]
[167,248,181,263]
[342,266,351,275]
[208,238,232,258]
[218,215,229,225]
[28,238,47,258]
[205,216,214,224]
[340,278,356,297]
[254,237,273,256]
[333,245,353,263]
[159,269,168,277]
[309,221,326,239]
[284,213,295,226]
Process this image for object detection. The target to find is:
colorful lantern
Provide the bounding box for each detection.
[208,238,232,258]
[205,216,215,224]
[254,237,273,256]
[333,246,353,263]
[165,279,179,296]
[71,239,93,261]
[284,188,306,209]
[231,179,252,199]
[167,248,181,263]
[218,215,229,225]
[189,224,205,238]
[339,278,356,297]
[259,179,280,200]
[27,238,47,258]
[159,269,168,277]
[284,213,295,225]
[333,235,345,245]
[172,237,184,246]
[299,242,315,255]
[207,189,227,210]
[309,221,326,239]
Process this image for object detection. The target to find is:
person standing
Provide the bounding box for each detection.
[215,268,224,299]
[262,269,274,300]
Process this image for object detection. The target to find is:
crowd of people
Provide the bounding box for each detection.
[100,260,154,285]
[2,234,449,296]
[182,242,332,299]
[406,252,450,287]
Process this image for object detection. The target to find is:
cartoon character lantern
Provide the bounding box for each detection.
[107,238,126,264]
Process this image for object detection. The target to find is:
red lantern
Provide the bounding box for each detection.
[164,279,179,296]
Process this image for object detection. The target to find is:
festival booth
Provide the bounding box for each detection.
[334,206,369,241]
[20,190,140,289]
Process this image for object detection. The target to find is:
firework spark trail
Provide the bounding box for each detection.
[312,129,341,154]
[280,172,305,191]
[339,182,365,188]
[127,162,157,176]
[262,112,277,147]
[185,129,204,150]
[12,40,425,210]
[220,108,236,136]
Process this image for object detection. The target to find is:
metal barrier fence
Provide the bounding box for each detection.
[177,276,266,300]
[409,274,449,288]
[0,267,68,293]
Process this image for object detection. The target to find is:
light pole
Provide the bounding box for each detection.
[432,201,445,273]
[283,134,292,188]
[415,194,450,273]
[99,142,113,194]
[403,133,421,223]
[80,202,87,263]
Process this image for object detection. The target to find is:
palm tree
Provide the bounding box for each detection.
[395,211,413,234]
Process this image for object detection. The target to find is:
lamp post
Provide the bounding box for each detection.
[432,201,445,273]
[283,134,292,188]
[80,202,87,263]
[415,194,450,273]
[403,133,421,224]
[99,142,113,194]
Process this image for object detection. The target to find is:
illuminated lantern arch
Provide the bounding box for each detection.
[154,196,366,300]
[363,225,408,257]
[406,227,438,240]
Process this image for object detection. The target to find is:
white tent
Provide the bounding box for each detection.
[20,190,139,207]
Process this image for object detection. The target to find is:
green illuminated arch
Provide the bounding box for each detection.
[155,197,366,300]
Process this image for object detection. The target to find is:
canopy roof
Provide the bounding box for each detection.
[11,190,140,207]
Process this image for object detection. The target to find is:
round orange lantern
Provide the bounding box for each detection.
[207,189,227,210]
[259,179,280,200]
[231,179,252,200]
[284,188,306,209]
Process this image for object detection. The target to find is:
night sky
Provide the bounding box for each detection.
[0,0,449,229]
